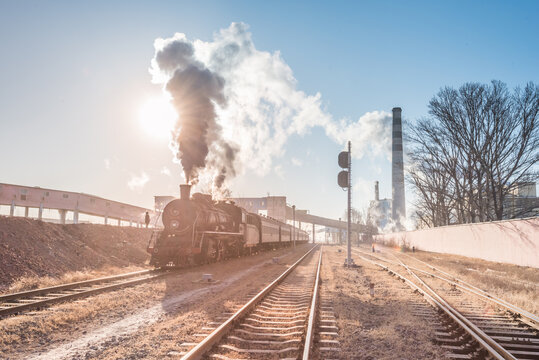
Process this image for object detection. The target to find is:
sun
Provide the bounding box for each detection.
[138,97,177,139]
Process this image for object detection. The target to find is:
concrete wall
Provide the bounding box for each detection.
[374,217,539,268]
[266,196,287,222]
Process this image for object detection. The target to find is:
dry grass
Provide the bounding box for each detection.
[0,245,313,359]
[72,245,313,360]
[2,265,147,295]
[375,245,539,315]
[322,246,446,359]
[0,280,159,351]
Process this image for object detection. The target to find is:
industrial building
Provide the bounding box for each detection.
[504,182,539,219]
[367,181,392,230]
[229,196,287,223]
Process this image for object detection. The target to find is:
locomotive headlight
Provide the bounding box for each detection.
[170,220,180,229]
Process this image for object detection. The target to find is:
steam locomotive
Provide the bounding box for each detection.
[147,185,309,267]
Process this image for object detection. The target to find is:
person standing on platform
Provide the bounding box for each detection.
[145,211,150,228]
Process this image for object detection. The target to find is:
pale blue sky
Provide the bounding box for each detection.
[1,1,537,220]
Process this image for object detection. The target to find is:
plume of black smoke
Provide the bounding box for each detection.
[152,35,237,188]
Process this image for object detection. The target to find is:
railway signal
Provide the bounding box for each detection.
[338,141,354,267]
[337,170,348,188]
[337,150,349,188]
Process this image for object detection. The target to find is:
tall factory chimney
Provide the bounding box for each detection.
[374,181,379,201]
[391,107,406,227]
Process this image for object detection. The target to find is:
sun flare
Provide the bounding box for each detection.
[138,97,177,138]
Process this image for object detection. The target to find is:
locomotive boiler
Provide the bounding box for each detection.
[147,184,309,267]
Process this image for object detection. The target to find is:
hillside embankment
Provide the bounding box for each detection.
[0,216,152,291]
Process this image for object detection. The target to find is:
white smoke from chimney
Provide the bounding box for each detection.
[150,23,392,190]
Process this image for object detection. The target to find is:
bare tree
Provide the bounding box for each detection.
[343,207,363,224]
[408,81,538,226]
[342,207,377,243]
[408,156,455,227]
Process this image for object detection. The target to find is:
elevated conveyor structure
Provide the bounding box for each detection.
[0,182,156,226]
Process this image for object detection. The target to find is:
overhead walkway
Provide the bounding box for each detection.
[0,182,156,226]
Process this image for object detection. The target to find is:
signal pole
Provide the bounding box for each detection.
[346,141,352,266]
[338,141,354,267]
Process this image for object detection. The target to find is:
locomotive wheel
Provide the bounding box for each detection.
[206,239,224,263]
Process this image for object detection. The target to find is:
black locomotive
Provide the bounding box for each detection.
[147,185,309,267]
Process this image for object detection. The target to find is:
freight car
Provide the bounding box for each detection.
[147,185,309,267]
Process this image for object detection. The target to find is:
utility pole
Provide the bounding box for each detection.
[357,220,360,246]
[292,205,296,248]
[338,217,342,245]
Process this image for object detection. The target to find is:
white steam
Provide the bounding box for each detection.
[151,22,391,191]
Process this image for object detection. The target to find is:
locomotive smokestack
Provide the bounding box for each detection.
[375,181,379,201]
[391,107,406,228]
[180,184,192,200]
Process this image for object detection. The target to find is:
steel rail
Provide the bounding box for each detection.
[0,269,156,302]
[180,244,320,360]
[397,251,539,326]
[389,253,517,360]
[0,269,166,317]
[397,259,539,328]
[302,248,323,360]
[353,247,539,327]
[354,251,516,360]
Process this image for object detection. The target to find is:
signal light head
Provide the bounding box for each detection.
[338,151,349,169]
[338,170,349,188]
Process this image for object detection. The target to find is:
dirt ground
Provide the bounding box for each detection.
[369,244,539,315]
[0,244,314,359]
[0,216,152,291]
[321,246,446,359]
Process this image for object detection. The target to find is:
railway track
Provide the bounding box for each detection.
[0,245,307,320]
[178,245,332,360]
[351,247,539,360]
[0,269,169,318]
